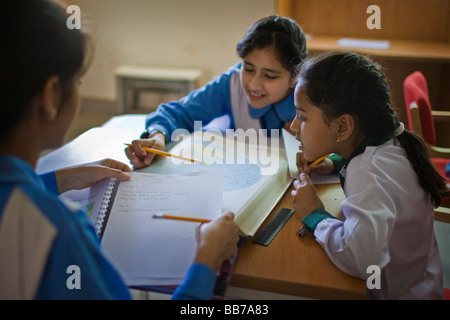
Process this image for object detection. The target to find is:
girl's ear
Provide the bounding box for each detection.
[289,76,296,88]
[40,76,62,121]
[334,114,355,142]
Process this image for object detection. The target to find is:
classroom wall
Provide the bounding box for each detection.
[72,0,274,101]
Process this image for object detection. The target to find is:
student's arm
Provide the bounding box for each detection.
[40,159,131,195]
[39,171,59,195]
[292,167,394,279]
[172,212,239,300]
[144,65,238,139]
[53,159,131,194]
[35,203,132,299]
[171,263,217,300]
[312,165,395,279]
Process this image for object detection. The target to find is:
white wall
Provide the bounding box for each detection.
[72,0,274,101]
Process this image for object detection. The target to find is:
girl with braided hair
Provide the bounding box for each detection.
[291,51,448,299]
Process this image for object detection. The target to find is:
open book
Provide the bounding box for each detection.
[140,129,293,238]
[37,119,292,237]
[39,125,292,286]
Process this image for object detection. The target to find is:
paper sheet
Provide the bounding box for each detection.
[100,170,222,286]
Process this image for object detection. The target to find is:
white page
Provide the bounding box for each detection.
[282,129,339,184]
[100,170,222,286]
[140,131,291,237]
[36,127,139,174]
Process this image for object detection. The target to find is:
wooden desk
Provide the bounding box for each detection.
[38,115,366,299]
[230,182,366,300]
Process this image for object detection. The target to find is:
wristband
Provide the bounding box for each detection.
[140,127,166,140]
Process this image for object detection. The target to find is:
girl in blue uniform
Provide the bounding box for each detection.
[0,0,239,299]
[125,15,308,169]
[290,51,449,299]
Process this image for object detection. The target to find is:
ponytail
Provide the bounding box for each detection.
[396,130,449,207]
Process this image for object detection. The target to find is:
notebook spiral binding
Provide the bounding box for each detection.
[94,177,117,238]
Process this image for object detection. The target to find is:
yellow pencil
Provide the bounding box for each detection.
[124,143,203,164]
[153,213,211,223]
[309,154,330,167]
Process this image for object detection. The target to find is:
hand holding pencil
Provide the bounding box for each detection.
[124,138,166,170]
[193,212,240,273]
[296,152,334,176]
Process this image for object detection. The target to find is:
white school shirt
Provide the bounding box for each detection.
[314,138,444,299]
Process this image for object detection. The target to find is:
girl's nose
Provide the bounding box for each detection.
[290,117,300,135]
[248,74,263,90]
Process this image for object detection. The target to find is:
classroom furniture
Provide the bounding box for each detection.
[38,114,450,298]
[403,71,450,207]
[230,183,366,299]
[37,114,367,299]
[404,71,450,154]
[230,164,450,299]
[115,65,202,114]
[276,0,450,147]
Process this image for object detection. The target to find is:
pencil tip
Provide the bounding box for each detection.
[153,214,163,219]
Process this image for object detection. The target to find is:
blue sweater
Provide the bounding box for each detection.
[0,156,216,299]
[145,63,296,138]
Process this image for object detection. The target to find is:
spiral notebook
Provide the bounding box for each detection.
[59,170,222,286]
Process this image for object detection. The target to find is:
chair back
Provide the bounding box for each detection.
[403,71,436,145]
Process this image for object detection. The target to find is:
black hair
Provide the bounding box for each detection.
[296,51,449,207]
[0,0,92,138]
[237,15,308,75]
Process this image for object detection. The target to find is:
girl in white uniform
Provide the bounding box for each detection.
[290,51,449,299]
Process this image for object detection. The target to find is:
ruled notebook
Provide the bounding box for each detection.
[44,126,293,286]
[59,170,222,286]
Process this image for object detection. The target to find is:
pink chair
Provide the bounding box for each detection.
[403,71,450,207]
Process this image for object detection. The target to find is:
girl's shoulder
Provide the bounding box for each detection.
[16,182,91,235]
[222,62,242,77]
[347,139,415,184]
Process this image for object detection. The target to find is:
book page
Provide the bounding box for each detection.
[140,131,292,237]
[100,170,222,286]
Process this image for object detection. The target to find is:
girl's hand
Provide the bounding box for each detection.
[291,173,324,219]
[54,158,131,194]
[194,212,240,272]
[296,152,335,176]
[124,134,166,170]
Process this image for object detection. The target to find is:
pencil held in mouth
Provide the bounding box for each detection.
[153,213,211,223]
[124,143,203,164]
